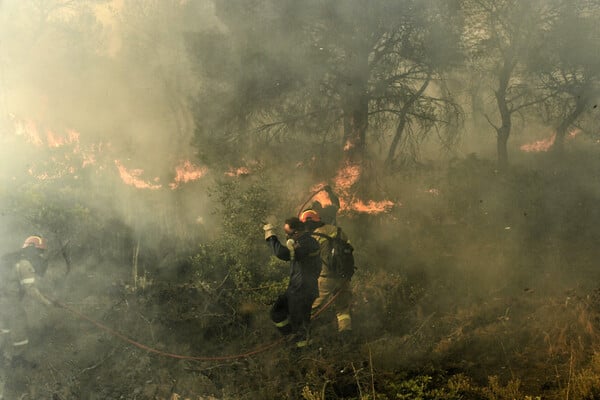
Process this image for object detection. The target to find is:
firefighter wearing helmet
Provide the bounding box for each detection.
[0,235,54,397]
[300,209,354,339]
[263,217,321,349]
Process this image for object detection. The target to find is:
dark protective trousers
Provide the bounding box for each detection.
[270,290,316,341]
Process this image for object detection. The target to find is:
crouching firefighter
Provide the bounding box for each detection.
[263,217,321,348]
[0,235,55,397]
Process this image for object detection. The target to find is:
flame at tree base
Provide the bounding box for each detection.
[308,161,398,216]
[520,129,581,152]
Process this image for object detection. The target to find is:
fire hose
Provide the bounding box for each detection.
[49,188,342,361]
[297,186,328,218]
[53,289,341,362]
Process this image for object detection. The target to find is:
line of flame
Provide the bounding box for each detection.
[520,134,556,152]
[520,129,582,153]
[346,199,396,214]
[169,160,208,189]
[308,165,397,215]
[114,160,162,190]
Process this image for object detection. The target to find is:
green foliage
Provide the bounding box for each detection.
[189,173,290,304]
[1,175,135,265]
[480,376,523,400]
[10,181,97,237]
[384,375,462,400]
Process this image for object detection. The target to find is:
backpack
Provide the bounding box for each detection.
[313,227,356,279]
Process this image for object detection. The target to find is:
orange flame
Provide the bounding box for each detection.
[11,117,267,190]
[169,160,207,189]
[115,160,162,190]
[568,128,581,139]
[13,119,93,180]
[15,119,43,146]
[225,166,250,177]
[520,129,581,152]
[347,199,396,214]
[47,129,80,147]
[305,164,397,216]
[333,162,361,192]
[520,134,556,152]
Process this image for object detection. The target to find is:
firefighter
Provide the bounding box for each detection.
[263,217,321,348]
[300,209,354,338]
[0,235,54,397]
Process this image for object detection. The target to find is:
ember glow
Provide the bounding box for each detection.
[169,160,207,189]
[225,166,250,177]
[27,164,77,180]
[568,128,582,139]
[114,160,162,190]
[81,143,103,168]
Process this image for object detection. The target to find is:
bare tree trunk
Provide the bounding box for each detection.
[553,99,586,155]
[132,239,140,290]
[494,65,513,172]
[385,77,431,169]
[496,126,510,172]
[341,46,370,165]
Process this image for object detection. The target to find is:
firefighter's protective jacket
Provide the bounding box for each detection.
[0,251,50,350]
[267,231,321,297]
[310,223,354,332]
[312,224,349,277]
[1,253,36,297]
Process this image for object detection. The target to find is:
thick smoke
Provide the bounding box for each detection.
[0,0,225,246]
[0,1,599,397]
[0,0,597,313]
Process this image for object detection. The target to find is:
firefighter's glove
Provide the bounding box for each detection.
[263,223,276,240]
